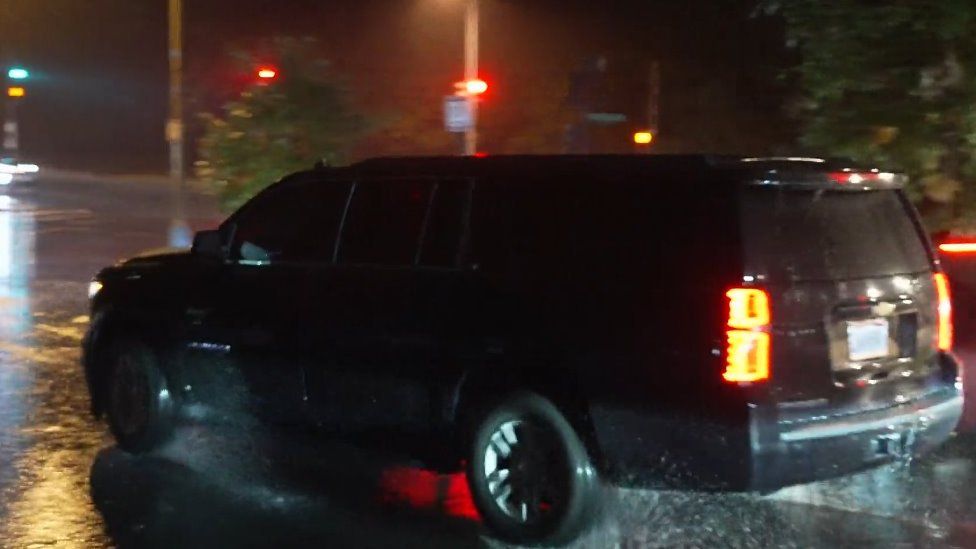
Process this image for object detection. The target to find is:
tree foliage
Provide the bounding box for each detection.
[196,38,367,212]
[765,1,976,230]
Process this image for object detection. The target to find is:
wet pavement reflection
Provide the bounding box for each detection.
[0,187,109,547]
[0,175,975,548]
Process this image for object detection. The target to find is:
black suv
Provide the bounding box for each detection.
[83,155,964,545]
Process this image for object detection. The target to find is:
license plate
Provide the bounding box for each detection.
[847,318,890,361]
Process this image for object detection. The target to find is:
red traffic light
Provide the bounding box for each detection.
[257,67,277,80]
[464,79,488,95]
[455,78,488,96]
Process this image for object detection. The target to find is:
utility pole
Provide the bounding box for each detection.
[3,96,18,156]
[167,0,191,246]
[648,60,660,138]
[2,2,19,158]
[4,69,28,156]
[463,0,479,156]
[633,60,660,154]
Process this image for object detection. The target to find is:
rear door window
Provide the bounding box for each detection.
[741,188,931,281]
[339,179,435,266]
[231,179,352,263]
[418,180,471,268]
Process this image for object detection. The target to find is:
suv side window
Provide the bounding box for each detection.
[338,179,435,266]
[471,175,733,284]
[230,179,352,263]
[418,179,471,267]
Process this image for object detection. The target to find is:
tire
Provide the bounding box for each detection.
[106,339,176,453]
[466,391,601,546]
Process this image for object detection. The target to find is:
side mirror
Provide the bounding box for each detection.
[192,230,225,260]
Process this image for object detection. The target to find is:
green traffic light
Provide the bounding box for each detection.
[7,68,29,80]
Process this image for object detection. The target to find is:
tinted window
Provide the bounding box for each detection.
[471,175,737,285]
[419,180,471,267]
[741,188,931,281]
[231,179,351,263]
[339,180,434,265]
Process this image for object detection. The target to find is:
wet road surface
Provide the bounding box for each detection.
[0,174,975,548]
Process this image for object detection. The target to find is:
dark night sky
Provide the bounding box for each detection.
[0,0,792,172]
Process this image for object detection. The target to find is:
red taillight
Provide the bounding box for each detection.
[726,288,770,328]
[724,288,771,383]
[934,273,953,351]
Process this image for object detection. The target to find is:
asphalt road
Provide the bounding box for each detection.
[0,174,975,548]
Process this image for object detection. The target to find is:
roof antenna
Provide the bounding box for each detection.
[313,158,330,170]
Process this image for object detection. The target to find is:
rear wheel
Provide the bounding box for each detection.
[466,391,600,546]
[106,340,175,453]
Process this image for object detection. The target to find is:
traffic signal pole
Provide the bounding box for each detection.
[2,99,17,155]
[3,68,27,156]
[646,60,660,148]
[463,0,479,156]
[167,0,191,246]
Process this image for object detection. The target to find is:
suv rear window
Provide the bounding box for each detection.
[743,187,931,280]
[741,188,931,282]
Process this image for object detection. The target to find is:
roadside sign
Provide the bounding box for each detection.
[444,96,473,133]
[585,112,627,124]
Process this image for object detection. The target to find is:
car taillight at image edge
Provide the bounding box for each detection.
[934,272,952,352]
[724,288,771,383]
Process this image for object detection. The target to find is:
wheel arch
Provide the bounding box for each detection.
[84,305,180,417]
[451,361,607,474]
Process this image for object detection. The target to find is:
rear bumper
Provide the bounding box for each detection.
[591,362,963,491]
[751,387,962,491]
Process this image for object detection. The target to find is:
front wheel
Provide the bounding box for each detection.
[466,391,601,546]
[106,339,176,453]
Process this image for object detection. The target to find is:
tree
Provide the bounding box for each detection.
[196,38,367,212]
[353,103,457,159]
[764,1,976,230]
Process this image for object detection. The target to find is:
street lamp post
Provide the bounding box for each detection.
[167,0,191,246]
[463,0,479,156]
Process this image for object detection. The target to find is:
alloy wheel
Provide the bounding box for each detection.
[482,418,568,524]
